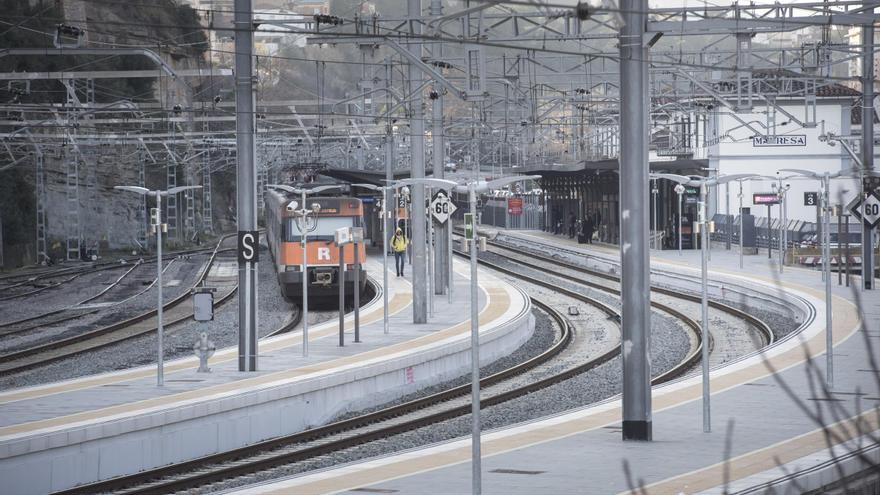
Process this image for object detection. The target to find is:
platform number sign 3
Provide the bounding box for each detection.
[804,192,818,207]
[849,191,880,229]
[238,231,259,263]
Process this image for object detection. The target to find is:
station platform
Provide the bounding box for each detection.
[0,255,534,495]
[230,228,879,495]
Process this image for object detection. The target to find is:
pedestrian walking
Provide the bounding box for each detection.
[390,228,409,277]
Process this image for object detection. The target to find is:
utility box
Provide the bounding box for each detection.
[192,288,215,322]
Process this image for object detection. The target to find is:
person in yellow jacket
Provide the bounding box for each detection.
[390,228,409,277]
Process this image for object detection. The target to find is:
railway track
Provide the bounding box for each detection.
[0,238,238,375]
[56,257,703,495]
[0,259,161,336]
[0,247,217,301]
[454,248,705,383]
[458,232,775,353]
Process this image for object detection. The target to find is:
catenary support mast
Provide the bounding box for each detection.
[618,0,652,441]
[234,0,258,370]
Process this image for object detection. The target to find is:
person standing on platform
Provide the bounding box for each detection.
[390,228,409,277]
[568,212,576,238]
[584,214,595,244]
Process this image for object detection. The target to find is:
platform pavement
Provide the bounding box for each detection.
[0,254,533,495]
[229,228,880,495]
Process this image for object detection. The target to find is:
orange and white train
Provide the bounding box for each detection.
[264,188,367,301]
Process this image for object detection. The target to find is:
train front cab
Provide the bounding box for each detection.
[266,195,368,301]
[277,240,366,300]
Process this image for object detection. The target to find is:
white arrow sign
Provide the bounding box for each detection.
[430,191,457,224]
[849,191,880,229]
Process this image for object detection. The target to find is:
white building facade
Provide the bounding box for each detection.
[707,97,867,225]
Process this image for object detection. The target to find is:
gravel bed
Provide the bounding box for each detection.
[0,247,294,389]
[491,235,801,342]
[479,250,691,368]
[0,264,133,323]
[0,255,207,354]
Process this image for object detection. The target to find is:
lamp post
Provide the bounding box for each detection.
[453,174,539,495]
[779,167,857,390]
[114,185,201,386]
[651,179,659,249]
[674,184,685,255]
[352,183,391,334]
[772,179,791,273]
[738,180,744,269]
[652,173,756,433]
[268,184,341,357]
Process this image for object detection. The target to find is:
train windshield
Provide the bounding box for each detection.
[284,216,359,242]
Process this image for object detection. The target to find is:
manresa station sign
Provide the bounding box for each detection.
[752,135,807,147]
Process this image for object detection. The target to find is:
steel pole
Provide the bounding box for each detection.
[779,195,785,273]
[339,243,345,347]
[738,182,744,269]
[839,211,843,285]
[428,195,434,318]
[385,60,395,255]
[468,184,482,494]
[846,214,851,287]
[433,89,448,295]
[768,205,773,259]
[618,0,652,441]
[823,173,833,389]
[301,191,310,357]
[448,211,454,304]
[678,192,683,256]
[383,187,389,334]
[726,182,731,250]
[354,240,361,343]
[700,184,711,433]
[408,0,427,323]
[156,193,164,387]
[651,180,657,249]
[234,0,258,371]
[861,23,875,290]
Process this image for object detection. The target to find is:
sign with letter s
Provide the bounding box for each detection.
[238,231,259,263]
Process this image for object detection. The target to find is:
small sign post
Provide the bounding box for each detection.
[237,231,259,263]
[804,192,819,207]
[352,227,363,343]
[507,197,523,215]
[464,213,475,240]
[849,191,880,229]
[752,193,781,205]
[430,191,457,224]
[335,227,354,347]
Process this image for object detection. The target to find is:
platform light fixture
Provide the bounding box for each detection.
[269,184,341,358]
[352,183,392,334]
[114,184,202,387]
[452,174,540,494]
[651,173,756,433]
[779,167,858,390]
